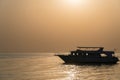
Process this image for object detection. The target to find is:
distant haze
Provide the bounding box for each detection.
[0,0,120,52]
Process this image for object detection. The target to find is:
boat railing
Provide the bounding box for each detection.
[77,47,104,52]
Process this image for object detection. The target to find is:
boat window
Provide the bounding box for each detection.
[73,53,75,55]
[71,53,74,55]
[86,53,88,56]
[100,53,107,57]
[76,53,79,55]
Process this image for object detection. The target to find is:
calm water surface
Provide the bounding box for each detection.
[0,53,120,80]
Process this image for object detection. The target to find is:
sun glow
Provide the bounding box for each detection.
[67,0,80,5]
[64,0,86,6]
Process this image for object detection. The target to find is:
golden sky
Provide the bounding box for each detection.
[0,0,120,52]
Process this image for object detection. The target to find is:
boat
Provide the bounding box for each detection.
[55,47,119,64]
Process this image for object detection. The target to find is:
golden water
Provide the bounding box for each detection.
[0,53,120,80]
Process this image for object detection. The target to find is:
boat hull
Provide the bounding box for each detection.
[57,55,119,64]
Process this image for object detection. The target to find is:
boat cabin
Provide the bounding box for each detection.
[70,47,115,58]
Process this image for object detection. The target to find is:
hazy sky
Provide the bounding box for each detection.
[0,0,120,52]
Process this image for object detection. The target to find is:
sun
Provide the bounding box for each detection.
[65,0,82,6]
[57,0,89,9]
[67,0,80,4]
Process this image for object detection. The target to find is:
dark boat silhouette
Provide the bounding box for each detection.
[55,47,119,64]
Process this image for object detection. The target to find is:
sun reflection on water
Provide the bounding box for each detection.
[58,64,119,80]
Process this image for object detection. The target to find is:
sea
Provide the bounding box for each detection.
[0,52,120,80]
